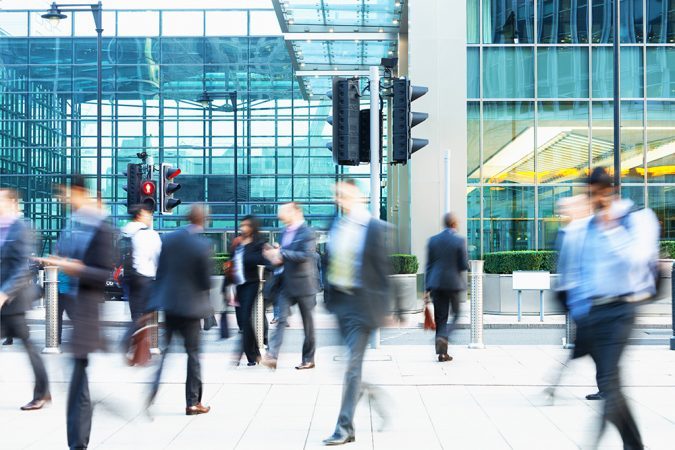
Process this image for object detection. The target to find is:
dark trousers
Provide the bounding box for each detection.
[150,314,203,407]
[431,289,460,355]
[58,293,74,345]
[121,275,152,350]
[268,293,316,363]
[1,313,49,401]
[586,301,643,450]
[236,281,261,363]
[67,358,91,450]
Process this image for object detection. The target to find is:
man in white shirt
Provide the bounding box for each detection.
[120,204,162,348]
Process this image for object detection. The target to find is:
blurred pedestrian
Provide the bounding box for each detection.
[146,204,214,416]
[322,180,392,446]
[229,215,267,365]
[262,202,319,370]
[0,188,50,411]
[424,212,468,362]
[119,204,161,352]
[39,176,113,450]
[557,167,660,450]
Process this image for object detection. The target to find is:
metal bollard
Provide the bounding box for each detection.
[468,260,485,349]
[150,311,160,355]
[563,311,576,349]
[37,269,45,309]
[254,265,266,351]
[42,266,61,354]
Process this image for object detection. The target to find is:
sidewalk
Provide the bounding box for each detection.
[1,345,674,449]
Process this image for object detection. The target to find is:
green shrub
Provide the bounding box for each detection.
[212,255,230,276]
[483,251,557,274]
[660,241,675,259]
[390,254,419,274]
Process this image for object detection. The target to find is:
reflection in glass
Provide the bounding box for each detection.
[467,187,481,258]
[482,0,534,43]
[592,101,644,181]
[467,47,480,98]
[592,47,644,98]
[646,47,675,98]
[468,0,480,43]
[483,47,534,98]
[649,186,675,239]
[481,102,534,184]
[483,186,535,252]
[646,101,675,183]
[621,185,645,208]
[647,0,675,43]
[468,102,480,182]
[537,47,589,98]
[537,0,589,43]
[591,0,644,43]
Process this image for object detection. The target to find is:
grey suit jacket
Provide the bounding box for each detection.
[0,219,35,316]
[148,227,214,319]
[279,224,319,298]
[425,229,469,292]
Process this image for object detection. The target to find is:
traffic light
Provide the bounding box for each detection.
[140,180,156,211]
[392,78,429,164]
[326,77,360,166]
[159,162,182,214]
[122,163,142,209]
[358,108,383,163]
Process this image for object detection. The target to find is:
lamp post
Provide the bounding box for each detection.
[613,0,621,190]
[196,90,239,229]
[43,2,104,200]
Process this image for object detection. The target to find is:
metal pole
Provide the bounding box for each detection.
[671,262,675,350]
[255,265,266,351]
[37,269,45,309]
[468,260,485,349]
[369,66,381,349]
[563,311,576,349]
[95,7,103,200]
[445,149,451,213]
[612,0,621,190]
[42,266,61,354]
[233,91,239,231]
[150,311,160,355]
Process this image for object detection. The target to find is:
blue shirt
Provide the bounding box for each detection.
[327,208,370,289]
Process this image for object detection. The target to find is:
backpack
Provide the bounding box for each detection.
[118,227,147,281]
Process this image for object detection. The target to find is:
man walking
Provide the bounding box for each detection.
[146,204,214,416]
[424,212,468,362]
[0,188,50,411]
[263,202,319,370]
[119,204,161,350]
[40,176,113,450]
[322,180,392,446]
[557,167,659,450]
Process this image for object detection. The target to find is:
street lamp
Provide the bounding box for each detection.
[195,90,239,228]
[42,2,104,200]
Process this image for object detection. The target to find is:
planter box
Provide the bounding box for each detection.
[390,274,421,314]
[210,275,225,313]
[483,274,565,315]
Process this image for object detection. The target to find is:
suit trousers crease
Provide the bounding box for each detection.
[268,293,316,363]
[236,281,261,363]
[67,358,91,450]
[432,289,460,355]
[1,314,49,400]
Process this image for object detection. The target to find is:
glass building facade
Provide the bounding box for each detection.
[466,0,675,258]
[0,7,379,252]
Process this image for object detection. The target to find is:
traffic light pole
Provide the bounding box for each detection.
[369,66,381,349]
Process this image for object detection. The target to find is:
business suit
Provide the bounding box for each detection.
[267,224,319,364]
[148,226,214,408]
[0,219,49,406]
[56,210,114,450]
[324,213,392,440]
[425,228,468,356]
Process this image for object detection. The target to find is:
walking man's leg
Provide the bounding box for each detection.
[297,295,316,366]
[181,319,203,408]
[432,290,451,358]
[67,358,91,450]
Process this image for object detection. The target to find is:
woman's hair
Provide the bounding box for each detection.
[240,214,261,240]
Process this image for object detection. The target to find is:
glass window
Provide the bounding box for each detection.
[162,11,204,37]
[537,47,589,98]
[646,47,675,98]
[592,101,644,181]
[468,102,481,183]
[591,0,613,43]
[647,0,675,43]
[622,185,645,207]
[483,47,534,98]
[648,185,675,239]
[117,11,159,37]
[537,0,589,44]
[538,185,585,249]
[0,12,28,37]
[468,0,480,44]
[249,11,281,36]
[467,47,480,98]
[646,101,675,183]
[482,102,535,184]
[482,0,535,43]
[592,47,645,98]
[483,186,535,252]
[621,0,645,43]
[467,186,481,258]
[205,11,248,36]
[73,11,115,37]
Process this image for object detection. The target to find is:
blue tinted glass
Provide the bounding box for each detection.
[537,0,589,43]
[649,186,675,239]
[468,0,480,43]
[592,47,645,98]
[467,47,480,98]
[646,101,675,183]
[468,102,480,182]
[483,47,534,98]
[646,47,675,98]
[537,47,589,98]
[647,0,675,43]
[483,186,535,252]
[482,0,535,43]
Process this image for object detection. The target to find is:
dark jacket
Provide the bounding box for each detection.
[324,217,393,328]
[148,227,213,319]
[279,224,319,298]
[425,229,469,292]
[0,219,36,316]
[221,239,267,291]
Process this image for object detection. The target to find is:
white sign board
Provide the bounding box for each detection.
[512,271,551,291]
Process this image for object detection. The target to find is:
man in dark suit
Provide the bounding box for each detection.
[40,176,114,450]
[0,188,50,411]
[322,180,392,446]
[146,204,214,416]
[424,212,469,362]
[263,202,319,370]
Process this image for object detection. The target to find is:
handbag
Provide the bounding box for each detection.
[126,324,156,367]
[423,303,436,331]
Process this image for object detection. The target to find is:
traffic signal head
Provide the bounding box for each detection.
[160,162,182,214]
[392,78,429,164]
[139,180,156,211]
[123,163,142,209]
[326,77,360,166]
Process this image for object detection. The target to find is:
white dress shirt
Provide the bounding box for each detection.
[121,221,162,278]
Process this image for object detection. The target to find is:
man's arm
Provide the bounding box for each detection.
[279,227,316,263]
[0,223,33,303]
[458,237,469,272]
[424,237,434,292]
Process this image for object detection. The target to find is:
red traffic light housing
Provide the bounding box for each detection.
[139,180,156,210]
[141,180,155,196]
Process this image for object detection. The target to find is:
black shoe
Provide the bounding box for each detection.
[438,354,453,362]
[2,337,13,346]
[585,391,604,401]
[322,433,355,446]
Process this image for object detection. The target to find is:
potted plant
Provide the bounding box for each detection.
[210,253,229,313]
[389,254,421,314]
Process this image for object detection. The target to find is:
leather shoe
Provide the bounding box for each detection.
[21,395,52,411]
[2,337,13,346]
[295,361,315,370]
[261,355,277,370]
[322,433,355,446]
[185,403,210,415]
[438,354,453,362]
[585,391,604,401]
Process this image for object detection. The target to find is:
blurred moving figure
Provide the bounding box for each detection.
[146,204,214,416]
[40,176,113,450]
[424,212,468,362]
[263,202,319,370]
[557,167,660,450]
[119,204,161,351]
[322,180,392,446]
[229,215,267,365]
[0,188,50,411]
